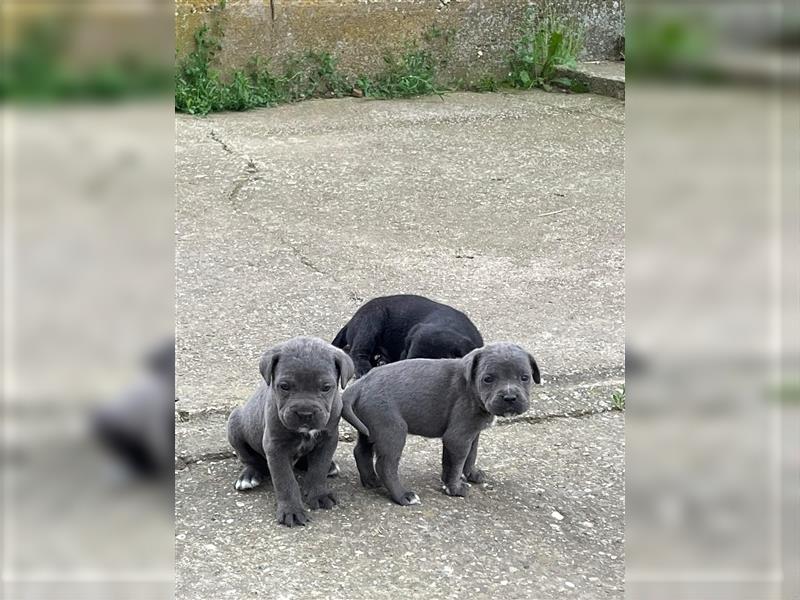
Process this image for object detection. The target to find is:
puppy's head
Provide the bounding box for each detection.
[260,337,354,433]
[406,326,478,360]
[463,343,540,417]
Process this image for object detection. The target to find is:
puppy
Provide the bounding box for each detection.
[332,294,484,378]
[341,342,540,505]
[227,337,357,527]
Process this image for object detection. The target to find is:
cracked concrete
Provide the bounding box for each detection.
[176,89,624,599]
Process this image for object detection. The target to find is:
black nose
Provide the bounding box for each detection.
[296,410,314,421]
[502,394,517,403]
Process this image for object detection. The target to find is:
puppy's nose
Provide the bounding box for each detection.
[296,410,314,421]
[502,394,517,403]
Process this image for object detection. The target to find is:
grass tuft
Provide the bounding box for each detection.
[175,27,443,114]
[354,46,442,99]
[611,385,625,411]
[507,4,584,91]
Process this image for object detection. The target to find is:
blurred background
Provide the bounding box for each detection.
[626,1,799,599]
[2,1,175,599]
[1,0,798,599]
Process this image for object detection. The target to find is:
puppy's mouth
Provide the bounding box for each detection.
[279,410,329,433]
[486,399,529,417]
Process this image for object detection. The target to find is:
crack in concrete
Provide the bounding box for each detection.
[272,230,365,304]
[209,130,263,205]
[209,129,235,154]
[207,123,362,301]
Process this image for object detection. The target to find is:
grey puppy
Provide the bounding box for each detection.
[341,342,540,505]
[227,337,358,527]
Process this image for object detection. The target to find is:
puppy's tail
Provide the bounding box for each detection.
[341,389,369,437]
[332,324,348,349]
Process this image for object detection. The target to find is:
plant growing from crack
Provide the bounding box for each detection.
[507,4,586,92]
[611,385,625,411]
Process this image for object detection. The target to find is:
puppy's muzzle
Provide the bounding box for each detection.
[282,403,328,432]
[488,390,529,417]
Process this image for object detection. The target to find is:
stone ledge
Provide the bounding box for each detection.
[556,60,625,100]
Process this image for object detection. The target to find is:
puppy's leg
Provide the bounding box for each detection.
[441,433,474,497]
[294,454,340,478]
[300,432,339,510]
[354,432,380,488]
[462,434,486,484]
[266,440,308,527]
[374,428,419,506]
[228,411,268,491]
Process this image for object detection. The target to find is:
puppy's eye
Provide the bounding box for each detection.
[482,375,495,384]
[278,382,290,391]
[321,383,333,392]
[520,374,530,382]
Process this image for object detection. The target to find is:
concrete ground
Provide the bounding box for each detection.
[176,89,624,599]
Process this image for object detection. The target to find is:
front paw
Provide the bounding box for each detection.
[276,503,308,527]
[443,481,470,497]
[305,489,337,510]
[464,468,486,484]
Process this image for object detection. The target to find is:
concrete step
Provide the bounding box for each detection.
[556,61,625,100]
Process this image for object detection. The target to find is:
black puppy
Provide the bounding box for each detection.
[332,294,483,378]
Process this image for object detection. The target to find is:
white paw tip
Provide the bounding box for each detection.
[408,494,421,505]
[235,477,260,490]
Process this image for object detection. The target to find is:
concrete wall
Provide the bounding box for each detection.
[175,0,624,82]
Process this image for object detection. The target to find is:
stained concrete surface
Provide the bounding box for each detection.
[176,89,624,599]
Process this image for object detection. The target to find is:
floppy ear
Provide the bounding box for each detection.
[259,346,281,385]
[528,353,541,384]
[333,347,355,389]
[462,347,483,387]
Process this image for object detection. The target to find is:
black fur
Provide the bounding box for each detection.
[332,294,483,378]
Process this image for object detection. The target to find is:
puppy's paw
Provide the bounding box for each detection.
[443,481,470,497]
[464,468,487,484]
[394,491,421,506]
[305,490,337,510]
[276,503,309,527]
[234,468,263,491]
[327,461,340,478]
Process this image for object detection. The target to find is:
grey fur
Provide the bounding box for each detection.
[341,342,540,505]
[227,337,355,527]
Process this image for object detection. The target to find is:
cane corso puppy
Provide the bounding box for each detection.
[332,294,483,378]
[341,342,540,506]
[227,337,355,527]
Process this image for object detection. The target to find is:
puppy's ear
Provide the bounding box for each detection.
[259,346,281,385]
[528,353,541,384]
[462,347,483,387]
[333,347,355,389]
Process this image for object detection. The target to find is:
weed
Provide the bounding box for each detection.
[355,46,442,99]
[283,51,352,100]
[507,4,583,91]
[472,75,500,92]
[611,385,625,411]
[175,24,355,114]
